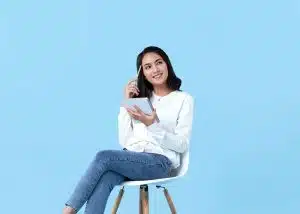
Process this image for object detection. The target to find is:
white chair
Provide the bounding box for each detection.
[111,150,189,214]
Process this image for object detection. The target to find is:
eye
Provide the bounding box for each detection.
[156,60,163,65]
[145,65,151,70]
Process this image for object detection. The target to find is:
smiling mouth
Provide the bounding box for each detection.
[153,73,163,79]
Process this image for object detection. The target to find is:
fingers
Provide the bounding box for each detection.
[127,80,138,89]
[126,106,157,125]
[128,79,136,85]
[126,108,140,120]
[129,85,139,94]
[126,110,134,118]
[133,105,143,114]
[126,108,135,114]
[152,108,157,114]
[133,105,156,118]
[130,89,139,97]
[129,83,139,90]
[126,84,139,97]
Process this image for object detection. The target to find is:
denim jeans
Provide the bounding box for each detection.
[65,149,173,214]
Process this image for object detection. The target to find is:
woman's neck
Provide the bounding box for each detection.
[153,85,173,97]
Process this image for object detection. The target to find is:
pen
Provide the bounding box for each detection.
[137,65,141,75]
[131,65,141,88]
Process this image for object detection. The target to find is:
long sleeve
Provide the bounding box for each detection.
[117,107,133,148]
[146,94,194,153]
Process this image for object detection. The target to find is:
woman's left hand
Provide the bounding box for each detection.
[126,105,157,126]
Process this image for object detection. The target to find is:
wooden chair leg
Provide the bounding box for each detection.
[163,188,177,214]
[111,186,124,214]
[140,185,149,214]
[139,186,143,214]
[156,185,177,214]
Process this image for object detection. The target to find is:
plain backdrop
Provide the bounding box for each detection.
[0,0,299,213]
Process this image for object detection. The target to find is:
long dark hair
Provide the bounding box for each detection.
[134,46,182,98]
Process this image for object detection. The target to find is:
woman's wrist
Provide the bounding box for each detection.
[145,117,156,126]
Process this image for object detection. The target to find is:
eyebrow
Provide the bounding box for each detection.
[143,58,163,66]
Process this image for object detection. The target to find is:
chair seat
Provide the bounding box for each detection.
[112,150,189,213]
[119,150,189,187]
[119,175,183,186]
[112,175,182,213]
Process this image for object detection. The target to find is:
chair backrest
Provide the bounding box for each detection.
[169,149,189,177]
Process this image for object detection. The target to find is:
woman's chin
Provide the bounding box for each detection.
[152,82,167,87]
[150,78,167,86]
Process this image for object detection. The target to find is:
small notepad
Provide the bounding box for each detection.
[121,97,154,115]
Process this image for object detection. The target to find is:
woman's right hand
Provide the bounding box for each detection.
[124,79,140,99]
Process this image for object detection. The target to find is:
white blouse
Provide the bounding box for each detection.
[117,90,194,168]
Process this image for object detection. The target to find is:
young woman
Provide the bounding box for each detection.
[62,46,194,214]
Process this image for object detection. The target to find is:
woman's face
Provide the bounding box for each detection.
[141,52,168,87]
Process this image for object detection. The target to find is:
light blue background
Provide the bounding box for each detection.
[0,0,299,213]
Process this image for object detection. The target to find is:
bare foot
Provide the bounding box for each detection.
[63,206,76,214]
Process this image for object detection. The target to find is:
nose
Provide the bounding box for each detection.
[152,65,159,73]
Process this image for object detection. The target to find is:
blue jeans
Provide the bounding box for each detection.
[65,149,173,214]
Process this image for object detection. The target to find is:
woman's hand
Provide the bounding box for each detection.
[126,105,157,126]
[124,79,139,99]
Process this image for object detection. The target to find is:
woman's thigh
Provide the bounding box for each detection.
[95,149,172,180]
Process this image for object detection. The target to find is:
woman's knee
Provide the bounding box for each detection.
[94,149,124,162]
[94,150,114,162]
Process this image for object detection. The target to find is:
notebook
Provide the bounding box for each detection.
[121,97,154,115]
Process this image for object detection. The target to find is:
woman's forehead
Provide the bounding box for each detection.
[142,52,162,64]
